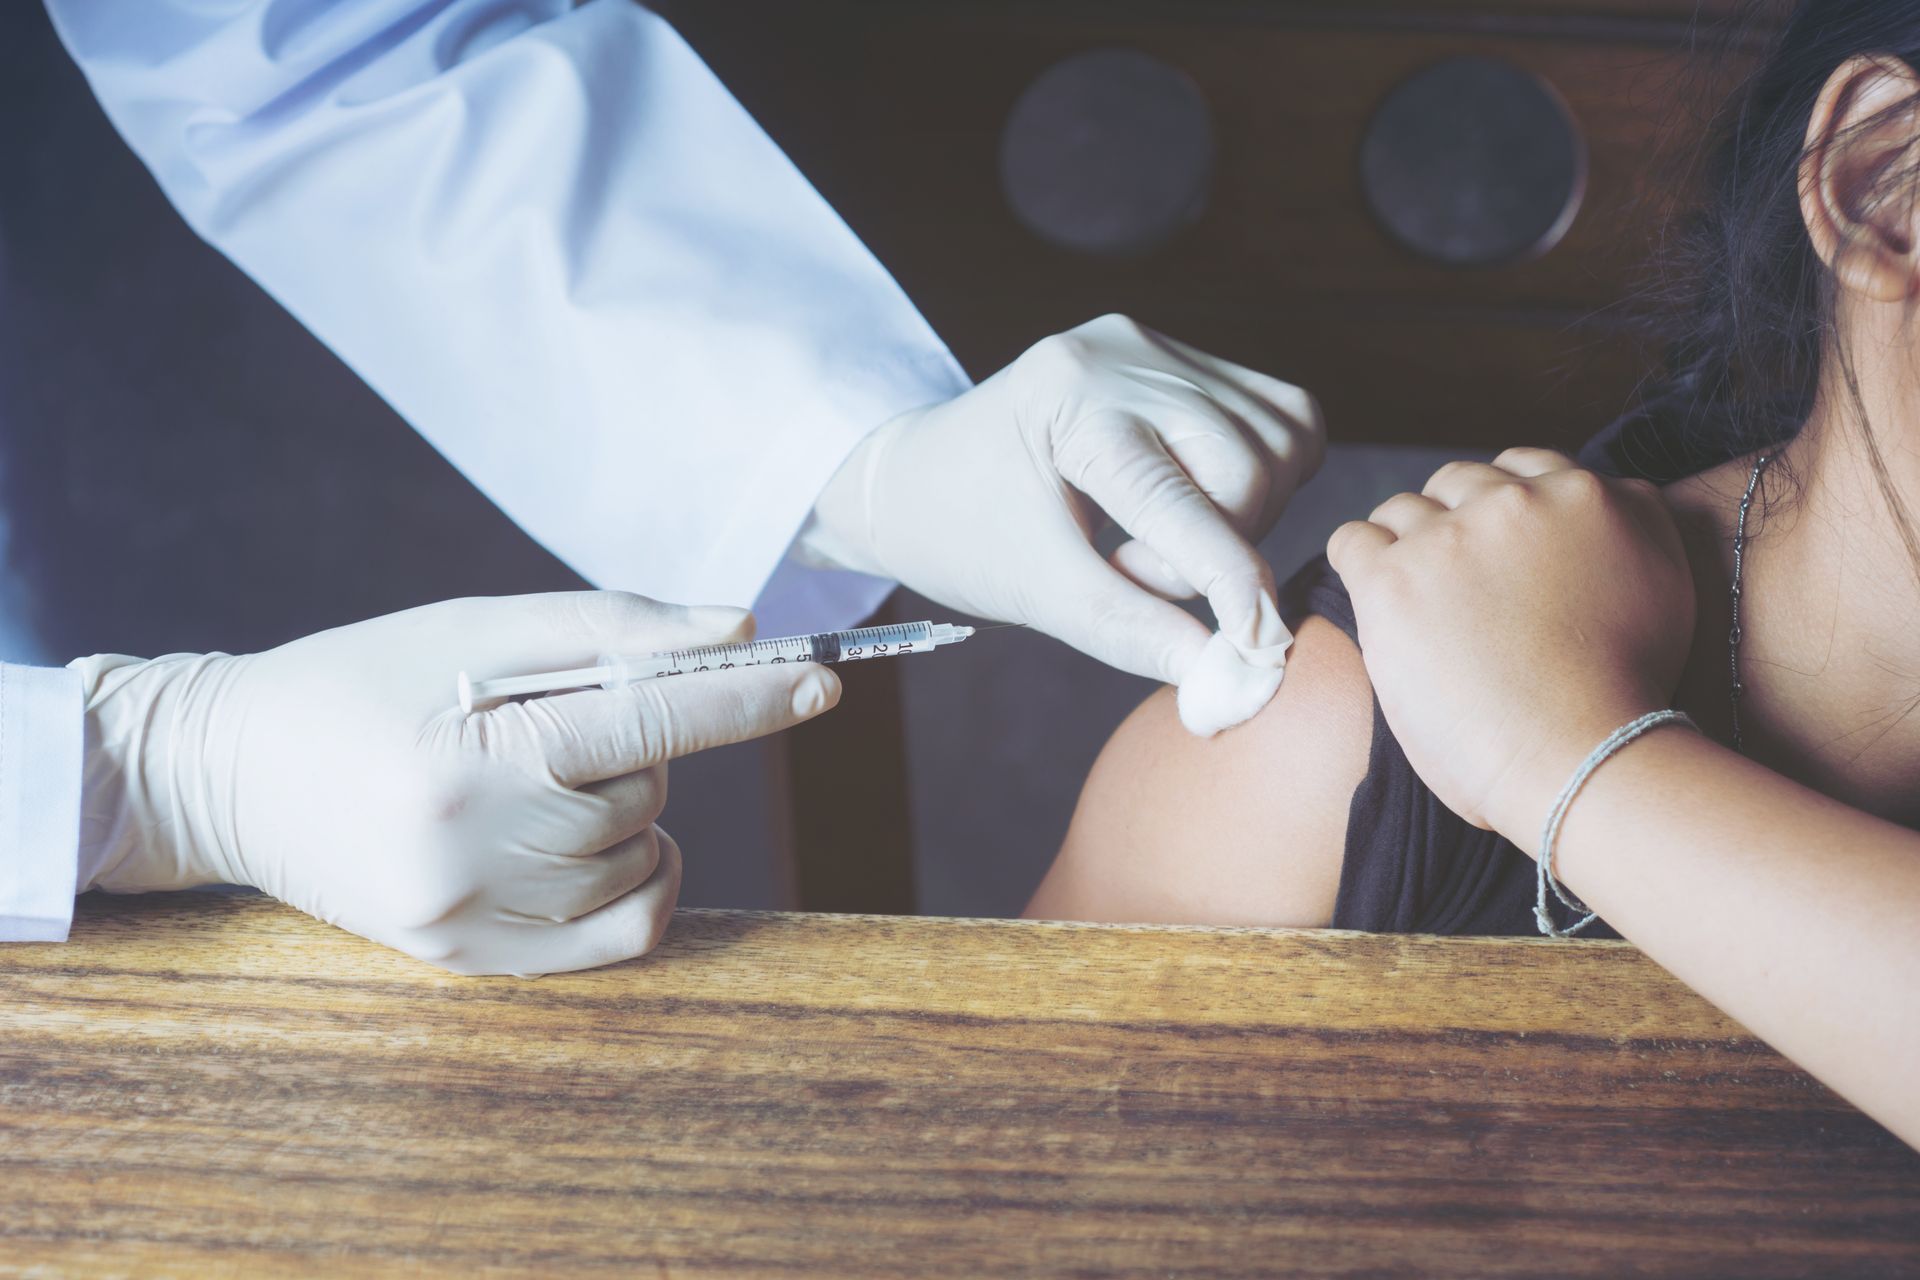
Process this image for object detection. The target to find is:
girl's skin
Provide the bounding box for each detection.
[1028,54,1920,1148]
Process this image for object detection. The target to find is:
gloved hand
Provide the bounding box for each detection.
[800,314,1324,723]
[72,593,839,975]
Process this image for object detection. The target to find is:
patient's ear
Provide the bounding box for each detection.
[1800,54,1920,303]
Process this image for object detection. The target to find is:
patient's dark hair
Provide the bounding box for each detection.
[1606,0,1920,520]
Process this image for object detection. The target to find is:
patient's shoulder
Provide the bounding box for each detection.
[1026,614,1375,927]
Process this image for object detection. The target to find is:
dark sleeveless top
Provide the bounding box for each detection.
[1282,426,1668,938]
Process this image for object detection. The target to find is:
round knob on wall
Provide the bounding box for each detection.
[999,48,1215,257]
[1360,56,1587,267]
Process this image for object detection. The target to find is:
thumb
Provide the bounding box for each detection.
[447,592,756,676]
[514,661,842,787]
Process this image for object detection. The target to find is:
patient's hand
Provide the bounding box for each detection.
[1026,616,1373,926]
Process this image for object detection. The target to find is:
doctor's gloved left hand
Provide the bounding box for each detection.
[802,315,1324,728]
[71,594,839,975]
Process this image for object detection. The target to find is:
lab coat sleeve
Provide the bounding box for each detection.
[0,664,84,942]
[45,0,970,634]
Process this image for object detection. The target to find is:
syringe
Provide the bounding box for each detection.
[457,620,977,713]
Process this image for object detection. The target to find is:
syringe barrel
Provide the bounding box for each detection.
[596,621,972,686]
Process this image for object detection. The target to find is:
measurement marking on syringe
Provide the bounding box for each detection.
[456,621,980,712]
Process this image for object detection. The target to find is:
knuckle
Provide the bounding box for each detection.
[1380,551,1430,597]
[1366,491,1417,523]
[478,699,561,776]
[1020,330,1092,379]
[1556,467,1610,503]
[597,589,658,625]
[625,683,677,761]
[382,846,480,933]
[1218,461,1270,523]
[1295,385,1327,435]
[546,589,659,642]
[1083,312,1145,340]
[404,932,483,975]
[1487,481,1538,515]
[574,589,653,637]
[1327,519,1372,565]
[1092,446,1188,521]
[1184,432,1269,517]
[1352,557,1412,611]
[1493,445,1558,471]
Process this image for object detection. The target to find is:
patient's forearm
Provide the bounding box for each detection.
[1543,727,1920,1147]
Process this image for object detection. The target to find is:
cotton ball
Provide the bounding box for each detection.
[1177,631,1288,738]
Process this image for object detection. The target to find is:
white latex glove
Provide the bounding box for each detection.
[801,315,1324,733]
[72,593,839,975]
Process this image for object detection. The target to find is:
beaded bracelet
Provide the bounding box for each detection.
[1534,709,1697,939]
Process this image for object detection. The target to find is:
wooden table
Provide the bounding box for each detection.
[5,894,1917,1277]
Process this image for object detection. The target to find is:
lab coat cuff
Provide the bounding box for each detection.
[747,346,972,637]
[0,664,85,942]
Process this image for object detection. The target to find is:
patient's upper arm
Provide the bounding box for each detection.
[1026,615,1374,927]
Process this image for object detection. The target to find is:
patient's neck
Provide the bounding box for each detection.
[1666,349,1920,824]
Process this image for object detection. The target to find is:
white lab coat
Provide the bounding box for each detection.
[2,0,970,940]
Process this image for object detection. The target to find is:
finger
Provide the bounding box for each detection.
[1062,413,1286,658]
[482,830,685,977]
[1326,518,1395,577]
[568,764,669,852]
[1032,545,1214,684]
[1052,350,1277,602]
[508,825,665,925]
[449,592,757,679]
[1490,447,1578,478]
[1066,318,1325,503]
[1158,424,1270,537]
[1109,538,1194,599]
[1136,331,1328,514]
[1109,420,1274,598]
[1365,491,1446,537]
[1421,459,1515,509]
[517,662,841,787]
[1108,341,1318,535]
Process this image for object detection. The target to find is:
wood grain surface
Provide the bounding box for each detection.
[4,892,1917,1278]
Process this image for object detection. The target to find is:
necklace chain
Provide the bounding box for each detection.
[1729,453,1771,754]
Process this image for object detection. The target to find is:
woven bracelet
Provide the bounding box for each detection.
[1535,709,1697,939]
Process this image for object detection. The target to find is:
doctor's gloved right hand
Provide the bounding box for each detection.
[71,594,838,976]
[802,314,1325,703]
